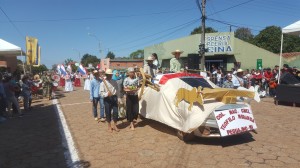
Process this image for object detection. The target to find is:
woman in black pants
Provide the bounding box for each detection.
[123,67,139,131]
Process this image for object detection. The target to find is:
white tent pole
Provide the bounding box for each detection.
[21,50,25,74]
[278,33,283,84]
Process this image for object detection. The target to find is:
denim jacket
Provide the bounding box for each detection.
[90,78,102,100]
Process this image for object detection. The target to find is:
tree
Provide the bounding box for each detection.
[106,51,115,59]
[235,27,254,42]
[190,26,218,35]
[31,64,48,74]
[64,58,77,72]
[81,53,100,67]
[129,49,144,59]
[252,26,300,53]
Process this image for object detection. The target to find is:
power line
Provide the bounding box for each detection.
[0,6,24,38]
[207,0,256,16]
[113,19,199,52]
[0,8,197,23]
[108,18,200,49]
[207,18,261,32]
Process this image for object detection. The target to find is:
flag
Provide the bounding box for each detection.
[26,36,38,65]
[33,45,41,67]
[77,64,86,75]
[67,64,72,73]
[57,64,61,74]
[60,64,67,76]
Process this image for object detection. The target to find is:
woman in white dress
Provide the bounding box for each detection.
[84,72,91,91]
[65,72,73,92]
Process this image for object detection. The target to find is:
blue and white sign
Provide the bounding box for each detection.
[206,34,233,53]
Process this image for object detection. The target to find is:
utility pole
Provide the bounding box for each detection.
[199,0,206,71]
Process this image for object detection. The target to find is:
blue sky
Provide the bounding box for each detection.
[1,0,299,68]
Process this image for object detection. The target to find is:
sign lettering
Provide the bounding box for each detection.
[206,35,233,53]
[214,107,257,136]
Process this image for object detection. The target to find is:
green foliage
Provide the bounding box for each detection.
[81,53,100,67]
[252,26,300,53]
[129,49,144,59]
[106,51,115,59]
[64,58,75,66]
[31,64,48,74]
[234,27,254,42]
[190,26,218,35]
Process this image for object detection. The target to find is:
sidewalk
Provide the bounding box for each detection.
[0,98,67,168]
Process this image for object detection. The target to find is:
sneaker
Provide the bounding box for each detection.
[94,117,99,121]
[99,118,106,122]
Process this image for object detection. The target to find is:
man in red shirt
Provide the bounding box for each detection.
[263,68,273,95]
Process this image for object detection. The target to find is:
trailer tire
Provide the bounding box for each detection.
[177,131,195,142]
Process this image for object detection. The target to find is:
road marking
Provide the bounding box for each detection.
[52,98,80,167]
[59,101,91,107]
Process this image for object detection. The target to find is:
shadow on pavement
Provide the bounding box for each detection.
[136,118,255,147]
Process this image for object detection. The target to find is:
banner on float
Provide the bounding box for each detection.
[214,107,257,137]
[33,45,41,67]
[26,36,38,65]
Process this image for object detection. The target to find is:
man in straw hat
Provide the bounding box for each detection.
[99,69,120,132]
[90,70,105,122]
[144,56,157,78]
[232,69,244,88]
[170,49,184,73]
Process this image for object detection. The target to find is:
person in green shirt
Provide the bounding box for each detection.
[170,49,184,73]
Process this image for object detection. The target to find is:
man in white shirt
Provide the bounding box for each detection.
[99,69,120,132]
[232,69,244,88]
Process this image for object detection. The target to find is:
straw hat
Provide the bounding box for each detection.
[128,67,134,72]
[105,69,113,74]
[146,56,154,61]
[93,70,98,74]
[237,69,244,73]
[171,49,184,55]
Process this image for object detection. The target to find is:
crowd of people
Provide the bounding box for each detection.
[208,64,300,97]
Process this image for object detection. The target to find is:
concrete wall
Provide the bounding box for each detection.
[234,38,280,70]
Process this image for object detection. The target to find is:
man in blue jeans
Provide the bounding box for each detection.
[90,70,105,122]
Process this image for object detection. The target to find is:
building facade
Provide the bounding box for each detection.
[100,58,144,70]
[144,32,281,72]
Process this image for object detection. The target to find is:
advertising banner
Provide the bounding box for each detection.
[214,107,257,136]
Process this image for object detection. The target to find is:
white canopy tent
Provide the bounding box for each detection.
[0,39,25,72]
[0,39,25,56]
[278,20,300,83]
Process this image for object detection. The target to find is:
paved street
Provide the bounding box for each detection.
[1,86,300,168]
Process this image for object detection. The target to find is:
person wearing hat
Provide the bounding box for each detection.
[123,67,139,131]
[170,49,184,73]
[90,70,105,122]
[144,56,157,78]
[99,69,120,132]
[232,69,244,88]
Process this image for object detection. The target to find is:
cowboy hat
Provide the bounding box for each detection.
[105,69,113,75]
[171,49,184,55]
[127,67,134,72]
[146,56,154,61]
[237,69,244,73]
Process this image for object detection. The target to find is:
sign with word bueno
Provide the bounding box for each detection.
[214,107,257,136]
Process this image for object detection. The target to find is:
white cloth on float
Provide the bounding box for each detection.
[65,79,73,92]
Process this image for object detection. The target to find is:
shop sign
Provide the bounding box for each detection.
[214,107,257,137]
[206,35,233,53]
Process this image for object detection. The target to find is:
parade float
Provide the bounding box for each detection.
[138,68,260,141]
